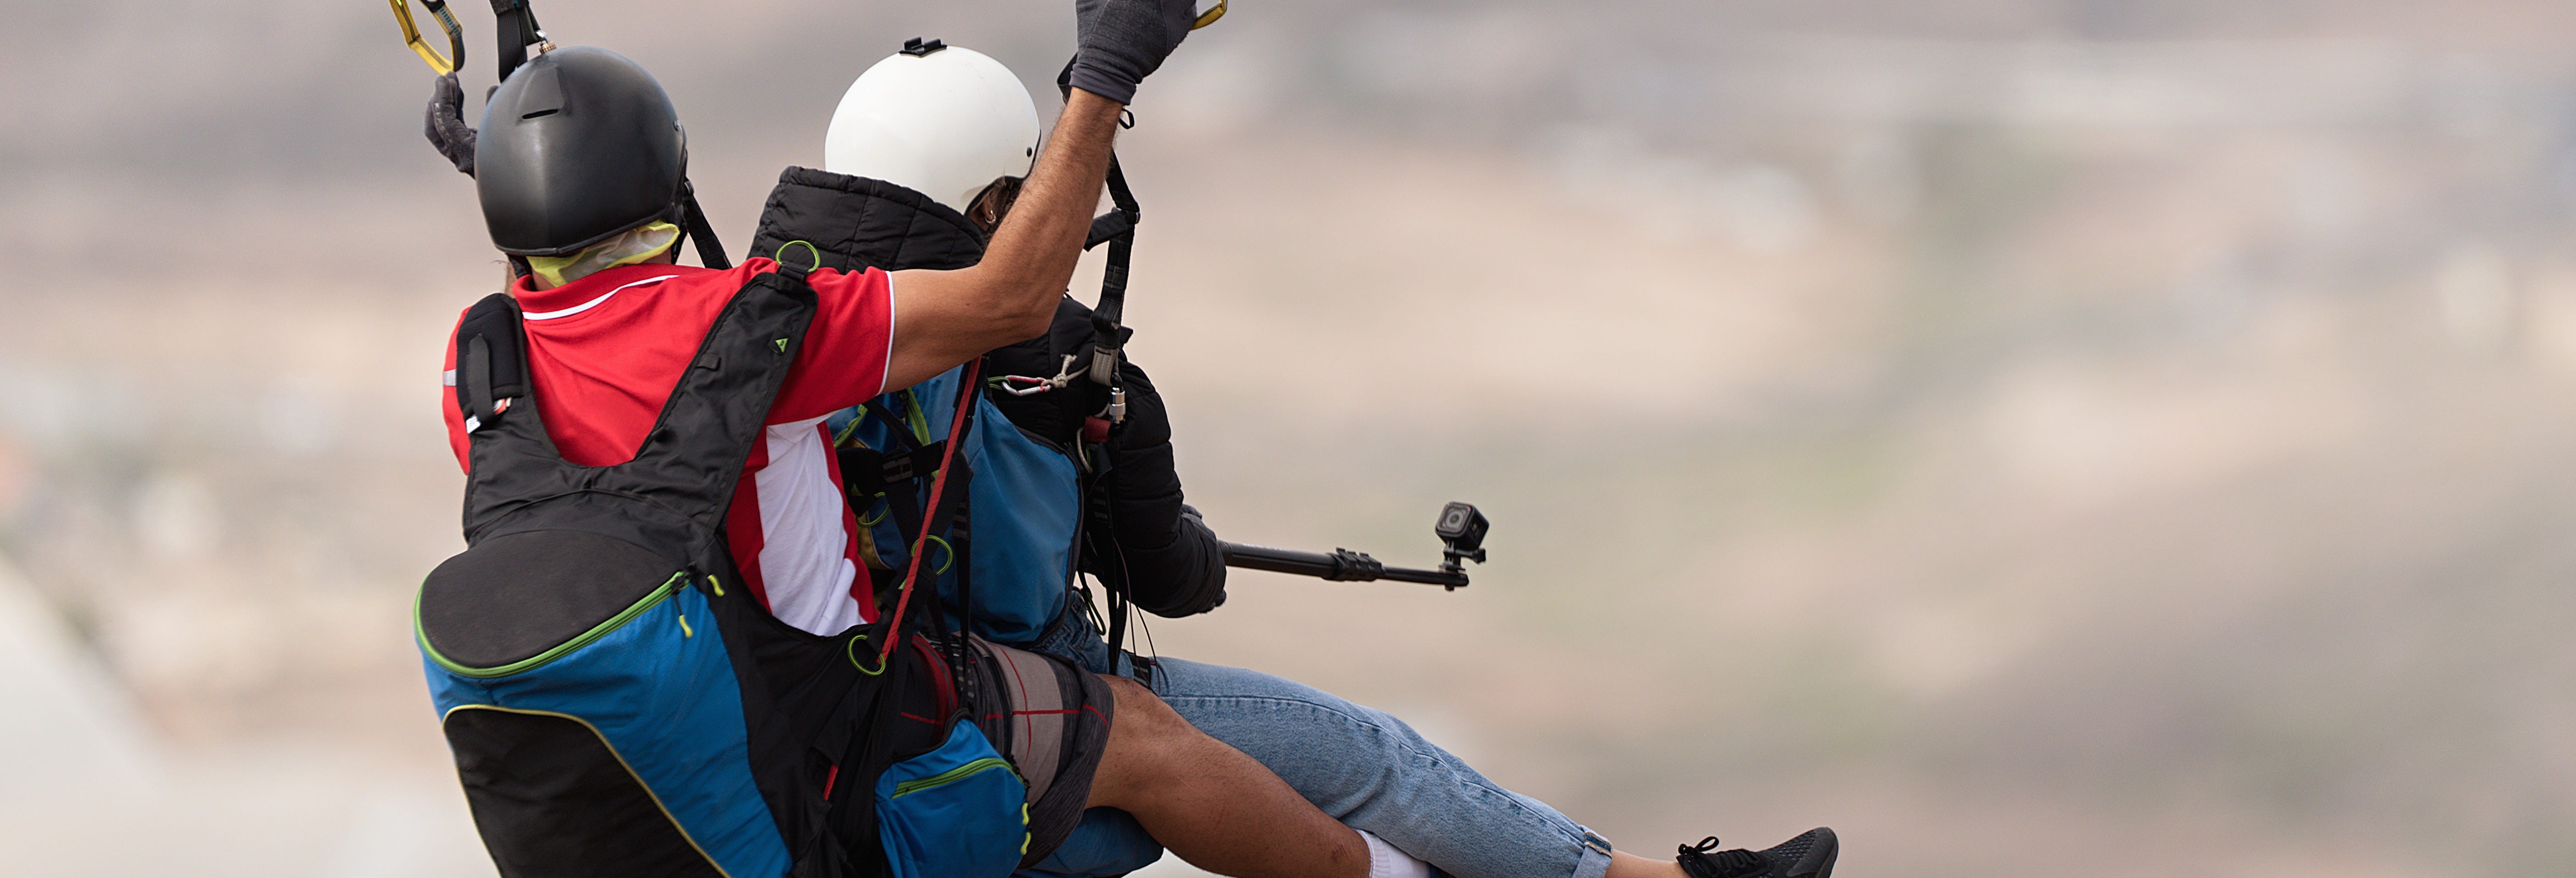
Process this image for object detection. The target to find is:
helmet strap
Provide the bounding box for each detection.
[677,180,732,270]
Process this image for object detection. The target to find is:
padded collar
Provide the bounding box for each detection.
[747,167,989,274]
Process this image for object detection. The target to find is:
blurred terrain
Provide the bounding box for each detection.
[7,1,2576,876]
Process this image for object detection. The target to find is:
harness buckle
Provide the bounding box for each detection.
[1086,344,1120,386]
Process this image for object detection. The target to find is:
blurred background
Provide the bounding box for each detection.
[6,0,2576,875]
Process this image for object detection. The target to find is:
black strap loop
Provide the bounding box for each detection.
[1091,156,1139,326]
[837,442,947,498]
[489,0,542,82]
[453,293,526,431]
[1083,213,1135,251]
[462,334,496,430]
[681,182,733,271]
[772,240,822,282]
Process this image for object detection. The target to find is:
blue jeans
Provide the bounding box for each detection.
[1017,610,1616,878]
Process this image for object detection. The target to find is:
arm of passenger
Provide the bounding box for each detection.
[1102,362,1228,617]
[883,89,1125,392]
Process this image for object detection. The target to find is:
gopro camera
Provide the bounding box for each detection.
[1435,502,1488,580]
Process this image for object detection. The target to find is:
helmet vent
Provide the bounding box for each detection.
[901,37,946,56]
[518,65,566,119]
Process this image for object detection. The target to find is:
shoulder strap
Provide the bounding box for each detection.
[455,292,586,539]
[457,262,821,559]
[453,293,528,435]
[679,180,732,270]
[862,357,984,671]
[615,262,819,541]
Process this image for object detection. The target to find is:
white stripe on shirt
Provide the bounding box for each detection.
[522,274,679,320]
[753,416,865,635]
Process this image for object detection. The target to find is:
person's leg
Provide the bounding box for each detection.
[1023,608,1606,878]
[1018,806,1167,877]
[1606,852,1684,878]
[1147,656,1616,878]
[1084,672,1371,878]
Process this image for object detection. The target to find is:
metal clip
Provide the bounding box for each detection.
[1192,0,1228,30]
[1108,387,1127,424]
[387,0,466,75]
[993,355,1084,396]
[995,376,1059,396]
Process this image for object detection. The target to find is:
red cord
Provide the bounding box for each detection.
[876,357,984,665]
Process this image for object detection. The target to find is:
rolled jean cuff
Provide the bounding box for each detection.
[1571,830,1614,878]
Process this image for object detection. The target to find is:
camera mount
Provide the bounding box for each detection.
[1220,502,1490,591]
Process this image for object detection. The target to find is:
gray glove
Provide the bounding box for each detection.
[424,73,477,177]
[1069,0,1198,105]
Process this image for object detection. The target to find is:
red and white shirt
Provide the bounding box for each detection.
[441,258,893,635]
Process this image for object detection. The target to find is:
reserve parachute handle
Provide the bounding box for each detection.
[388,0,467,75]
[1220,502,1489,591]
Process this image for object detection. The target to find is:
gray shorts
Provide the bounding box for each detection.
[896,636,1114,866]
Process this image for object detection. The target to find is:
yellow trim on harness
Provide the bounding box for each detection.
[439,704,737,878]
[922,535,956,575]
[848,631,889,676]
[416,570,687,679]
[773,240,823,274]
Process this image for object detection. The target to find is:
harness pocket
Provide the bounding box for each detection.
[443,706,726,878]
[875,720,1029,878]
[417,529,684,677]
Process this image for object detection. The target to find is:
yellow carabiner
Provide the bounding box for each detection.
[1192,0,1227,30]
[389,0,467,76]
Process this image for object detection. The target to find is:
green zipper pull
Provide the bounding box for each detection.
[678,611,695,638]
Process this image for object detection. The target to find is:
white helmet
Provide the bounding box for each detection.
[825,40,1041,214]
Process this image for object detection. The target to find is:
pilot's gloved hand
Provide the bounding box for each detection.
[424,73,477,177]
[1069,0,1198,104]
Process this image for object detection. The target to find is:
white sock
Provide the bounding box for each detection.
[1359,829,1433,878]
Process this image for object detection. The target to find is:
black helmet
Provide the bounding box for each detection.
[475,46,688,257]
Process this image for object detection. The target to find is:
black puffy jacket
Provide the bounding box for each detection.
[746,166,1226,618]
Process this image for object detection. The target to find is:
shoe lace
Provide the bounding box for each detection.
[1677,837,1772,878]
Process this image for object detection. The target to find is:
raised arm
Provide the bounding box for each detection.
[884,90,1122,390]
[883,0,1197,391]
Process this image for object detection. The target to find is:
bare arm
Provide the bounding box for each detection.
[883,90,1124,391]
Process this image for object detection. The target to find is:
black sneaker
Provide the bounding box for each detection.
[1675,827,1837,878]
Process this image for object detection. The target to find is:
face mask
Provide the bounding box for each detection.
[525,221,682,287]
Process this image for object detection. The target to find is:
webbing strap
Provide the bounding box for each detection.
[462,335,495,431]
[489,0,541,82]
[837,443,947,496]
[457,267,815,550]
[867,357,985,669]
[1090,156,1140,328]
[681,183,733,270]
[855,398,930,551]
[1085,444,1133,657]
[453,292,529,433]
